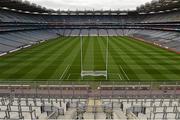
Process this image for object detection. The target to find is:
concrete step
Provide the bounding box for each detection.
[83,113,95,119]
[113,110,127,120]
[58,109,76,119]
[95,113,106,120]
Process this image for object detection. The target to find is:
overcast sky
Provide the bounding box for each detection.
[24,0,152,10]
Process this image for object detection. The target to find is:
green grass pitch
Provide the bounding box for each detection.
[0,36,180,82]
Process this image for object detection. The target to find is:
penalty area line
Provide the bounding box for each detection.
[118,74,123,81]
[119,65,130,81]
[66,74,71,80]
[59,65,70,80]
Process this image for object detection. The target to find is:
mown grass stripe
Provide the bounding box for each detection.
[0,37,68,74]
[32,37,80,80]
[0,36,179,82]
[109,37,140,81]
[94,36,105,70]
[3,37,74,80]
[118,37,172,81]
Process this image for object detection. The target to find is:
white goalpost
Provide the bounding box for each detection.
[80,35,109,80]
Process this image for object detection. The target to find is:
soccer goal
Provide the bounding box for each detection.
[80,36,109,80]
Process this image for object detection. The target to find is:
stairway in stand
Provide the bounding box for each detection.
[83,98,106,120]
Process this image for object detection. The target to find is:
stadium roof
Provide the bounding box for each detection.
[25,0,151,11]
[0,0,137,15]
[0,0,54,13]
[137,0,180,13]
[0,0,180,14]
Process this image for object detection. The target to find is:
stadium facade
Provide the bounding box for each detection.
[0,0,180,119]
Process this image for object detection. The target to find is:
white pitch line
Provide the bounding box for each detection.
[120,65,130,81]
[66,74,71,80]
[59,65,70,80]
[118,74,123,81]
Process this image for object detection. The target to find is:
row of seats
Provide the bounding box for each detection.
[56,29,126,36]
[128,29,180,52]
[0,28,180,54]
[0,29,59,54]
[0,29,116,54]
[0,9,45,23]
[141,11,180,23]
[1,9,180,23]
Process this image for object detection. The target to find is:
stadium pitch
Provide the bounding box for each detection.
[0,36,180,82]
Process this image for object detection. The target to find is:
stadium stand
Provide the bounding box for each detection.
[0,29,59,54]
[0,9,45,23]
[141,11,180,23]
[0,0,180,119]
[0,82,180,119]
[129,29,180,51]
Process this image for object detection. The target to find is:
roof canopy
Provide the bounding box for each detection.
[0,0,180,15]
[137,0,180,13]
[0,0,54,13]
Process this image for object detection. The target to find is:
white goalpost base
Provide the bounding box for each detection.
[81,70,108,80]
[81,70,107,77]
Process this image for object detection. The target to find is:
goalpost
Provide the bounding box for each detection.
[80,35,109,80]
